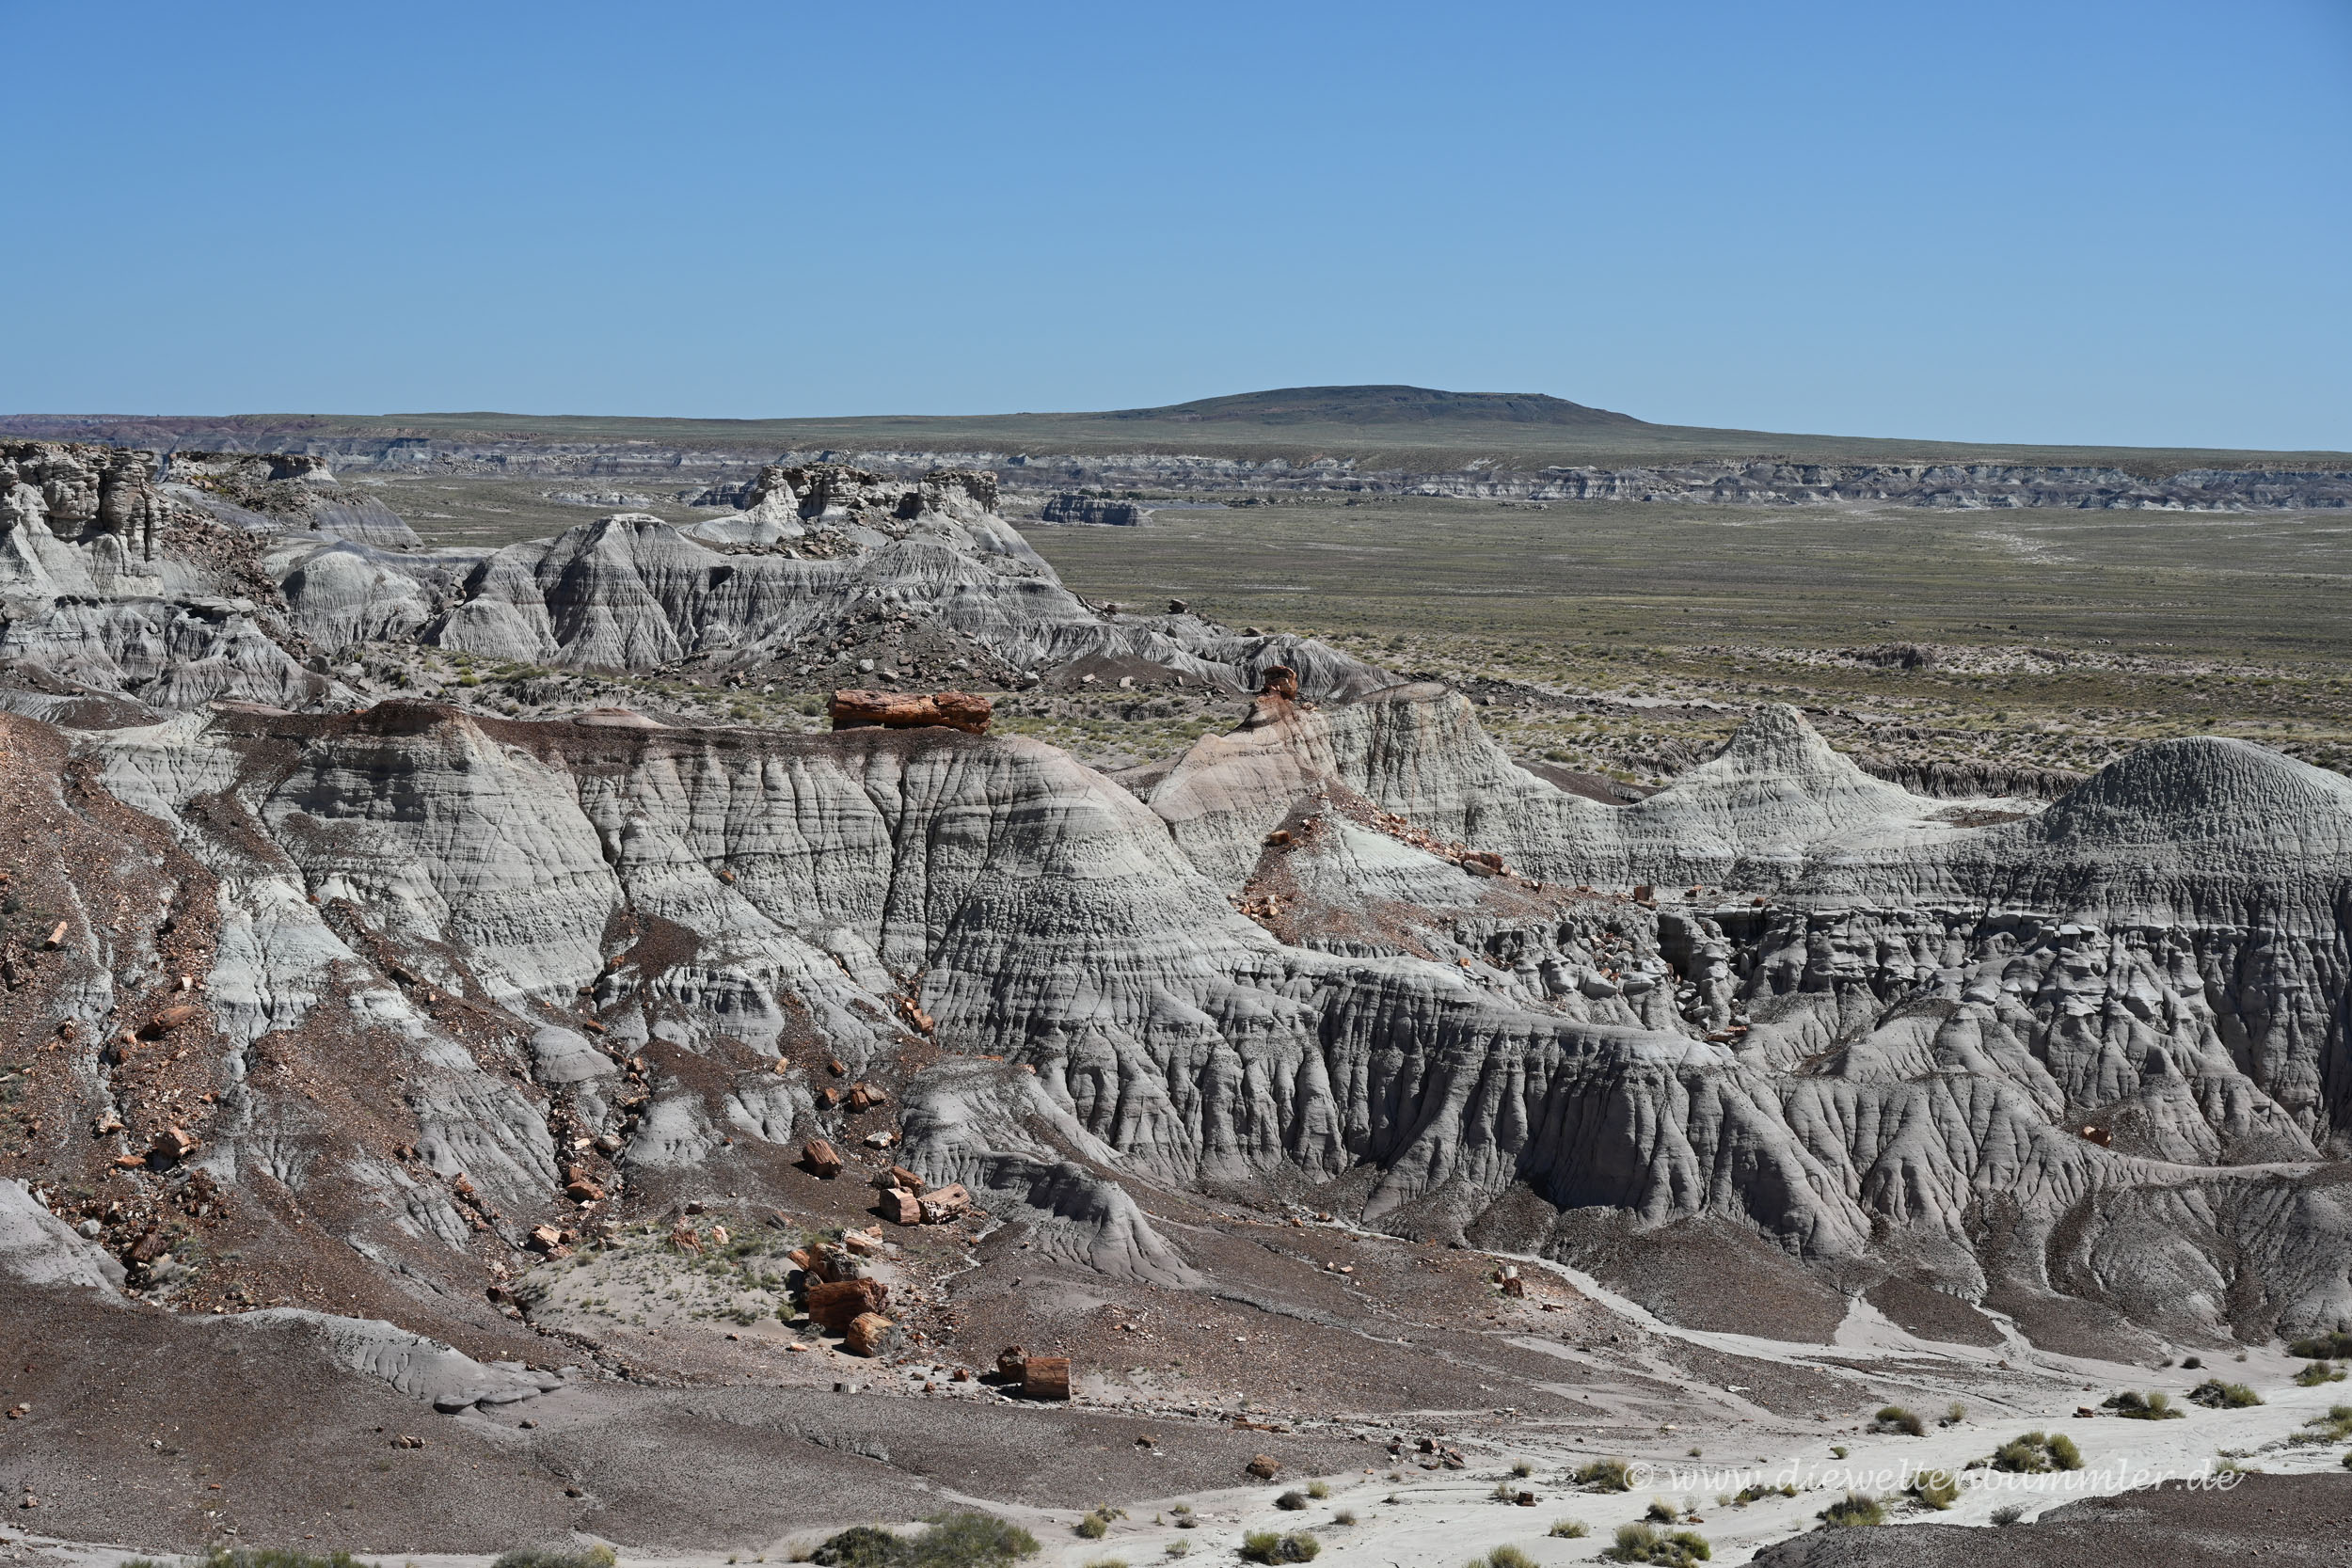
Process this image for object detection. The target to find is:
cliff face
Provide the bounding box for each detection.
[13,420,2344,510]
[6,679,2349,1350]
[8,443,2352,1361]
[0,441,350,712]
[286,462,1396,699]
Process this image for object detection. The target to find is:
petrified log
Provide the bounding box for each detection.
[1021,1354,1072,1400]
[807,1277,889,1331]
[918,1183,971,1224]
[1259,665,1299,700]
[830,689,992,736]
[801,1138,844,1178]
[844,1312,899,1357]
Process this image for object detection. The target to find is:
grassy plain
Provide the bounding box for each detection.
[1025,495,2352,784]
[378,467,2352,787]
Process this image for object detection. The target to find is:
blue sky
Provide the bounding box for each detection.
[8,0,2349,449]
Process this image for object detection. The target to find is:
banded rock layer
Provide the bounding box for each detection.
[4,674,2347,1352]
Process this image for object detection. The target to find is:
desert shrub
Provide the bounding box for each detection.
[160,1555,383,1568]
[1871,1405,1924,1436]
[1732,1483,1795,1505]
[810,1528,906,1568]
[1510,1459,1534,1479]
[1081,1560,1126,1568]
[1164,1546,1189,1561]
[1549,1519,1591,1538]
[2296,1403,2352,1444]
[1990,1505,2026,1527]
[1817,1493,1884,1528]
[1276,1491,1310,1512]
[1945,1402,1967,1424]
[1306,1481,1330,1500]
[805,1521,1041,1568]
[2189,1379,2264,1409]
[1910,1470,1960,1511]
[1990,1432,2081,1473]
[1489,1481,1518,1502]
[1645,1498,1680,1523]
[1237,1532,1319,1564]
[1073,1514,1111,1541]
[1600,1523,1709,1565]
[492,1555,619,1568]
[907,1514,1041,1568]
[2296,1361,2346,1386]
[1574,1457,1633,1491]
[2289,1330,2352,1360]
[1330,1510,1355,1527]
[1477,1550,1537,1568]
[2104,1389,2183,1420]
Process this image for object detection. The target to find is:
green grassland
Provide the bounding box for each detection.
[1024,494,2352,785]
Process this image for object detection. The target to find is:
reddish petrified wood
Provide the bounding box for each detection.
[829,689,993,735]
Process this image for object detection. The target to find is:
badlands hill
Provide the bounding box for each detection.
[4,436,2352,1558]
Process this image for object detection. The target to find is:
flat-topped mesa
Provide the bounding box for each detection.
[830,689,993,736]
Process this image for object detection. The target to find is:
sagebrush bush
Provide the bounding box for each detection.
[2189,1379,2264,1409]
[806,1516,1039,1568]
[1276,1491,1310,1512]
[493,1554,620,1568]
[1306,1481,1330,1500]
[1817,1493,1884,1528]
[1600,1522,1709,1565]
[1574,1457,1633,1491]
[1237,1531,1318,1564]
[2295,1361,2346,1386]
[2105,1389,2184,1420]
[132,1554,385,1568]
[1549,1519,1590,1538]
[1990,1432,2082,1474]
[2289,1331,2352,1360]
[1910,1470,1960,1511]
[1872,1405,1924,1436]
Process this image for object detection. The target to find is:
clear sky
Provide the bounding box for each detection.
[8,0,2349,450]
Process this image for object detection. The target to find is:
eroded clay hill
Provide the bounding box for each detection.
[6,442,2352,1513]
[5,665,2350,1364]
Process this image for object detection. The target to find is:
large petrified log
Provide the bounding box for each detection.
[829,689,993,735]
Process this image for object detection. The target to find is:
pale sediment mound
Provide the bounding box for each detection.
[321,465,1397,698]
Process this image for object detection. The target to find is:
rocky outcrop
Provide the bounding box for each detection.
[20,418,2343,512]
[830,689,992,734]
[0,684,2335,1345]
[7,437,2352,1351]
[296,464,1395,700]
[3,440,167,573]
[0,441,349,713]
[1037,493,1150,526]
[164,451,421,550]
